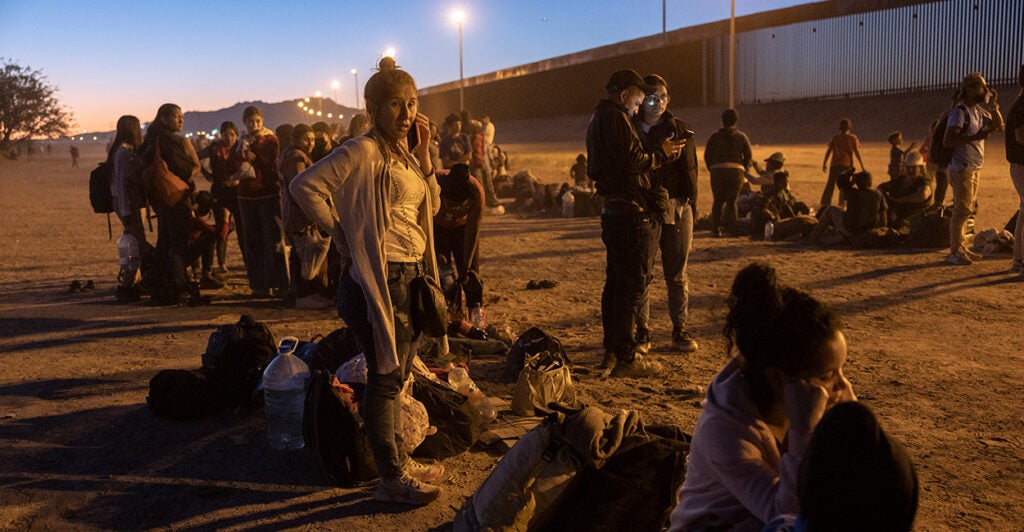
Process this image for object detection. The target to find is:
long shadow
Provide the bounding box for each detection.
[0,399,347,529]
[0,377,127,401]
[801,260,946,290]
[828,268,1012,315]
[0,322,217,354]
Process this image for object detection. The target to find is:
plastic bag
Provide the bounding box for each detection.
[398,375,436,454]
[511,351,578,416]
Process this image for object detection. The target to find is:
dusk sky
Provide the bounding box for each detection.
[2,0,814,133]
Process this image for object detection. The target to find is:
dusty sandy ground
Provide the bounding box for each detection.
[1,125,1022,531]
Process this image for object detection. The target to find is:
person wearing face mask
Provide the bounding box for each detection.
[632,74,700,356]
[290,59,446,506]
[236,105,285,297]
[669,262,857,531]
[943,72,1004,266]
[197,121,245,275]
[586,68,683,378]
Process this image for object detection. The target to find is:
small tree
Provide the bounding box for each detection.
[0,58,73,147]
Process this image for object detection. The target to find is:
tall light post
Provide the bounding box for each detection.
[728,0,735,109]
[452,9,465,112]
[351,68,360,110]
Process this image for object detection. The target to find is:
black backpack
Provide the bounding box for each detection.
[928,104,969,168]
[411,373,483,459]
[147,368,221,420]
[542,424,691,532]
[505,327,566,381]
[89,161,114,214]
[303,370,378,485]
[202,315,276,407]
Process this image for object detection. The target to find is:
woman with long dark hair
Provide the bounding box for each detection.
[108,115,148,250]
[669,263,856,530]
[138,103,204,305]
[290,60,446,505]
[197,120,245,275]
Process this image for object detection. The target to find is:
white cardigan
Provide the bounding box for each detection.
[289,134,445,374]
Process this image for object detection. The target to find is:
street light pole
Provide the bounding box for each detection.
[351,69,360,110]
[728,0,735,109]
[458,19,464,112]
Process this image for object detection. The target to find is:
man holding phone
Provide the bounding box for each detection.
[942,72,1004,265]
[633,73,700,356]
[587,69,684,378]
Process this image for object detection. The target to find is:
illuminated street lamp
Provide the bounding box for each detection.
[351,68,360,109]
[452,9,465,112]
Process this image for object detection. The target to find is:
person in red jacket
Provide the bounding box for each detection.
[236,105,286,298]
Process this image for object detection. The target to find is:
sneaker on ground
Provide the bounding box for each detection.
[945,252,972,266]
[672,328,699,353]
[403,459,444,482]
[610,353,663,378]
[963,249,983,261]
[599,351,617,370]
[374,474,441,505]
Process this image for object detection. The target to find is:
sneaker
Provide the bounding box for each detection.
[199,273,225,290]
[963,249,983,262]
[945,252,972,266]
[672,328,699,353]
[403,459,444,482]
[599,351,617,370]
[635,328,651,355]
[610,353,663,378]
[374,474,441,506]
[295,294,333,310]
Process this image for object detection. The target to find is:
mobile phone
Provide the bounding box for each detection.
[683,129,695,140]
[277,336,299,355]
[407,123,420,150]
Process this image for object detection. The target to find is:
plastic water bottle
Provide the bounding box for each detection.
[117,232,140,286]
[764,221,775,241]
[448,365,497,422]
[561,191,575,218]
[468,305,486,329]
[262,337,310,450]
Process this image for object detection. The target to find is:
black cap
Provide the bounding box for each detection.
[606,69,652,93]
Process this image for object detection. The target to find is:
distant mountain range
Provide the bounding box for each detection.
[181,98,362,138]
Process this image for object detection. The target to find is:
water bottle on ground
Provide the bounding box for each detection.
[116,232,140,287]
[263,336,310,450]
[448,365,497,422]
[468,305,486,329]
[764,221,775,241]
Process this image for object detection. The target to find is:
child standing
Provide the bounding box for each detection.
[886,131,917,181]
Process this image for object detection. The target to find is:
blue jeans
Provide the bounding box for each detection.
[337,262,419,480]
[638,204,694,332]
[601,212,656,362]
[237,196,287,291]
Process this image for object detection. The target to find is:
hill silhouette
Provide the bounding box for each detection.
[181,98,361,136]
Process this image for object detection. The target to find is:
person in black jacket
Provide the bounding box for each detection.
[704,109,753,236]
[632,74,700,355]
[586,69,683,378]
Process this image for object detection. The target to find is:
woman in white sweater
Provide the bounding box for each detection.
[289,60,446,506]
[669,263,856,531]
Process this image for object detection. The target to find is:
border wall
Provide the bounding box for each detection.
[418,0,1022,122]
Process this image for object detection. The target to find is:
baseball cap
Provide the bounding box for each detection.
[606,69,652,92]
[765,152,785,164]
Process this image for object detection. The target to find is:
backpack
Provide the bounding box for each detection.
[89,161,114,214]
[410,373,484,459]
[505,327,566,381]
[928,104,969,168]
[303,370,378,486]
[454,405,642,532]
[201,315,277,407]
[908,207,952,248]
[542,424,691,532]
[307,327,361,374]
[146,368,221,420]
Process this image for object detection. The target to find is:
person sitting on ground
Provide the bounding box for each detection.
[669,262,856,531]
[762,401,919,532]
[739,151,787,218]
[752,171,817,240]
[886,130,917,182]
[878,151,933,234]
[812,171,888,246]
[434,163,485,322]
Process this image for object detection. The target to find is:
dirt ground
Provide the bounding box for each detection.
[1,129,1022,531]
